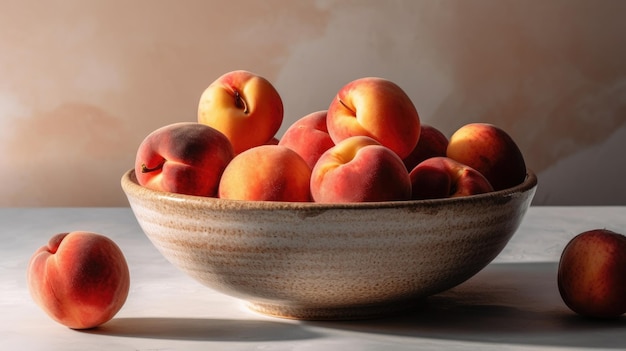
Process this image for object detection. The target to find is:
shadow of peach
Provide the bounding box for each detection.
[82,317,320,342]
[305,262,626,348]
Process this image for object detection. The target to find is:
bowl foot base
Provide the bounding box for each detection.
[245,298,427,321]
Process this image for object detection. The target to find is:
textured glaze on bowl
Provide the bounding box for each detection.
[121,169,537,320]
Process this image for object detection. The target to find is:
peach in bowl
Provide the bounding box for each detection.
[121,168,537,320]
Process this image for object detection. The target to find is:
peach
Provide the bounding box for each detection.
[326,77,420,159]
[311,135,412,203]
[198,70,283,154]
[27,232,130,329]
[558,229,626,318]
[403,124,449,171]
[135,122,235,197]
[447,123,526,191]
[409,157,493,200]
[218,145,312,202]
[278,110,335,170]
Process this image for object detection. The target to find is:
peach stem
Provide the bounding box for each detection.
[338,98,355,114]
[234,90,249,114]
[141,161,165,173]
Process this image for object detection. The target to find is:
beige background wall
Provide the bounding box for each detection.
[1,0,625,206]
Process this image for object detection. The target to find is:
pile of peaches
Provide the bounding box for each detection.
[135,70,528,203]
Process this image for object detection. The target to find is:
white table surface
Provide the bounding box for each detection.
[2,206,626,351]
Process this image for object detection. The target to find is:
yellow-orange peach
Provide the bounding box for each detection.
[135,122,235,197]
[311,136,412,203]
[447,123,526,191]
[326,77,420,159]
[27,232,130,329]
[409,157,493,200]
[403,124,449,171]
[198,70,283,154]
[218,145,312,202]
[278,110,335,170]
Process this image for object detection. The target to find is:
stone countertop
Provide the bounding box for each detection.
[2,207,625,350]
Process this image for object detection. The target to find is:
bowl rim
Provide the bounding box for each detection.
[121,167,537,211]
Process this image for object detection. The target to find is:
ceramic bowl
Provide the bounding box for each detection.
[121,168,537,320]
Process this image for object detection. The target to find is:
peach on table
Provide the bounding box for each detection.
[558,229,626,319]
[27,231,130,329]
